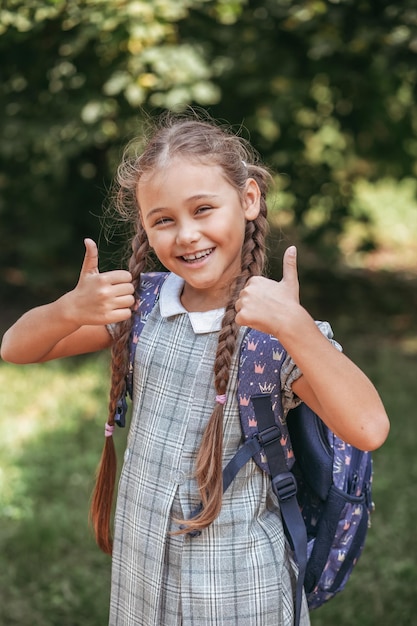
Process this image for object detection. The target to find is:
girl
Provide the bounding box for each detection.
[1,114,389,626]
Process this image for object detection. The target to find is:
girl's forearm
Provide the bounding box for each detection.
[0,293,81,364]
[281,309,389,451]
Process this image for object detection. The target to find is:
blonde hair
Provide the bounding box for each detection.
[90,112,272,554]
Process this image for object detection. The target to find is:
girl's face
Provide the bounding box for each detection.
[137,157,260,310]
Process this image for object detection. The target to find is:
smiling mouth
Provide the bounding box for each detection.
[181,248,214,262]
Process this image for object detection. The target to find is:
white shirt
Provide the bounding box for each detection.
[159,272,225,335]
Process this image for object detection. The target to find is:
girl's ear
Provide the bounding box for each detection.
[243,178,261,221]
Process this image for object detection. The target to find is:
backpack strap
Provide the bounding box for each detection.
[251,394,307,626]
[126,272,169,397]
[237,328,295,472]
[115,271,169,428]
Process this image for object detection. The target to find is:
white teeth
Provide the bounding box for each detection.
[182,248,213,261]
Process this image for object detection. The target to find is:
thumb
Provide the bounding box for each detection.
[80,238,99,275]
[282,246,299,292]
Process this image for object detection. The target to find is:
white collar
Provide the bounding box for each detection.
[159,273,225,334]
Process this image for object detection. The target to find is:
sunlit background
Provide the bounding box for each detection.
[1,1,416,624]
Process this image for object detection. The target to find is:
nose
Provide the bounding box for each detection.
[175,219,200,247]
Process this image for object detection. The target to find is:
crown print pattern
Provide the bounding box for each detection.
[237,329,295,474]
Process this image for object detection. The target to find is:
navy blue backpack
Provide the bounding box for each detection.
[116,272,374,626]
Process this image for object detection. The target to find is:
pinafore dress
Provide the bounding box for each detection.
[109,275,311,626]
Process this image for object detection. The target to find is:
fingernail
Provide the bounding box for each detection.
[288,245,296,256]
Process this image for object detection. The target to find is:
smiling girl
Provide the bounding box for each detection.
[1,113,389,626]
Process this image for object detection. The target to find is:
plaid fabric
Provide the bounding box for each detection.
[109,303,310,625]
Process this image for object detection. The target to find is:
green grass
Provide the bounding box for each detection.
[0,354,119,626]
[0,338,416,625]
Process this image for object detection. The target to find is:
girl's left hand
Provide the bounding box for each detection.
[235,246,302,336]
[236,245,390,451]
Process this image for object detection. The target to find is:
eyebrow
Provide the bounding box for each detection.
[144,194,220,220]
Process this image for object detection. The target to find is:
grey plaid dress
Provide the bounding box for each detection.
[109,275,311,626]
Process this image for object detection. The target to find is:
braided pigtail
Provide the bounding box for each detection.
[241,162,270,279]
[90,227,151,554]
[181,282,244,531]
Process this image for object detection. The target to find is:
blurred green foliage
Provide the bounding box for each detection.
[341,176,417,270]
[190,0,417,248]
[1,0,417,294]
[1,4,417,623]
[0,0,228,291]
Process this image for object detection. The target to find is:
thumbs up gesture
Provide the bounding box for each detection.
[235,246,301,336]
[69,238,135,326]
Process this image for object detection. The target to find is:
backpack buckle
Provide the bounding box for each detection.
[114,395,128,428]
[272,472,298,502]
[257,425,281,447]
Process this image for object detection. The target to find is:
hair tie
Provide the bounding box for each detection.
[215,394,227,405]
[104,423,115,438]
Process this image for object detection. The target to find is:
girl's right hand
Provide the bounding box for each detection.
[67,238,135,326]
[0,239,135,364]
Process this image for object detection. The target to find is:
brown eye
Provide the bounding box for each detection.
[155,217,173,226]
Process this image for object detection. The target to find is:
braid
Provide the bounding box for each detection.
[242,194,269,278]
[90,227,151,554]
